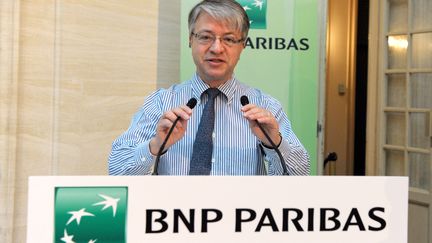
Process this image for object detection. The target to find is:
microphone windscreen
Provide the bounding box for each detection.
[186,98,197,109]
[240,95,250,106]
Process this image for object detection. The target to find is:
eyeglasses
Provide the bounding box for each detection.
[191,32,245,47]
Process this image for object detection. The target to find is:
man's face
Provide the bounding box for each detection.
[190,12,245,87]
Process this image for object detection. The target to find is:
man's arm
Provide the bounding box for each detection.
[108,113,158,175]
[261,132,311,175]
[241,95,310,175]
[262,103,310,175]
[108,91,163,175]
[108,89,194,175]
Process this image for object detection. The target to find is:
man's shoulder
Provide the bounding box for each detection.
[168,80,193,93]
[148,80,192,98]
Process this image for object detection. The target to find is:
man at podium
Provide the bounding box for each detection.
[108,0,310,176]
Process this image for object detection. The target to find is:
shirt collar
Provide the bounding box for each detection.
[191,73,238,104]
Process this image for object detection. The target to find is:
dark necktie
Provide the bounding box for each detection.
[189,88,221,175]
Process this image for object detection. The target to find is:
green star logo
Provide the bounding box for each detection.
[54,187,128,243]
[237,0,267,29]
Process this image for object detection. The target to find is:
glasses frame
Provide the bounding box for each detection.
[191,31,245,47]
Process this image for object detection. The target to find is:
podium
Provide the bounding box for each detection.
[27,176,408,243]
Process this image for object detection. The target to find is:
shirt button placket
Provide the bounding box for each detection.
[212,132,216,164]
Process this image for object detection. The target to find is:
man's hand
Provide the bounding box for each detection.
[241,104,281,147]
[149,105,193,155]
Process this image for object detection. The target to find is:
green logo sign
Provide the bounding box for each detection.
[237,0,267,29]
[54,187,128,243]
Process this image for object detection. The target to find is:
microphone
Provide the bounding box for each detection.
[153,98,197,175]
[240,95,289,175]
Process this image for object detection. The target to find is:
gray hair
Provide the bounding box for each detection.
[188,0,250,39]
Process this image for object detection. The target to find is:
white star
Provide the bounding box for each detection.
[253,0,264,10]
[93,194,120,217]
[66,208,95,225]
[243,5,251,11]
[88,240,97,243]
[61,229,75,243]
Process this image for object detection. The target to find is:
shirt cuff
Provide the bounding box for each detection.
[133,140,157,171]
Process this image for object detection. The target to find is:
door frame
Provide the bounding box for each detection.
[366,1,432,242]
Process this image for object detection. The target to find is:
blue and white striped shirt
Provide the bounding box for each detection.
[108,74,310,175]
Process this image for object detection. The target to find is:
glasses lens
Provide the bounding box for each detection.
[197,33,214,44]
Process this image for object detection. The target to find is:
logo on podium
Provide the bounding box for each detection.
[54,187,128,243]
